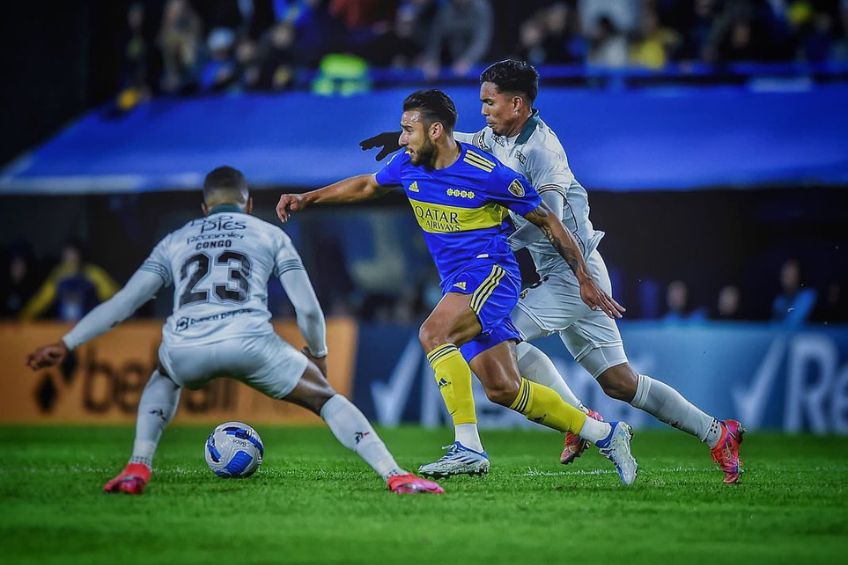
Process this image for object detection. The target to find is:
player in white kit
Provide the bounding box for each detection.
[25,166,443,495]
[361,61,744,484]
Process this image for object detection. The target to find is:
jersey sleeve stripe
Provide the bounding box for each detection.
[463,155,495,172]
[140,262,172,285]
[465,150,496,168]
[538,184,566,194]
[276,258,304,275]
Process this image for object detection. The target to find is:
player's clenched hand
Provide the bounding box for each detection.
[578,279,625,320]
[26,341,69,371]
[302,347,328,377]
[276,193,306,223]
[359,131,401,161]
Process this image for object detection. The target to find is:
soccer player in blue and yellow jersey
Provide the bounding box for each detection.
[361,62,745,485]
[277,90,637,484]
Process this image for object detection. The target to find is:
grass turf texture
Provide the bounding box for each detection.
[1,426,847,564]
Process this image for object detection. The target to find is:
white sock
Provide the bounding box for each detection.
[454,423,484,452]
[516,342,586,411]
[631,374,722,448]
[320,394,405,480]
[129,370,181,468]
[578,416,612,444]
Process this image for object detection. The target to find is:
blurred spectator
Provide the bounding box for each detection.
[329,0,394,30]
[236,37,262,90]
[789,2,837,62]
[403,0,439,52]
[279,0,347,67]
[702,0,778,63]
[517,16,547,66]
[651,0,702,61]
[540,2,577,63]
[579,0,641,38]
[199,27,239,92]
[1,245,39,319]
[812,282,848,323]
[116,2,152,111]
[712,284,742,320]
[771,259,817,326]
[630,4,681,68]
[587,15,629,68]
[111,0,848,105]
[256,21,297,90]
[196,0,275,39]
[662,280,707,323]
[158,0,202,94]
[21,242,119,322]
[840,0,848,59]
[360,3,426,68]
[515,3,577,65]
[422,0,494,79]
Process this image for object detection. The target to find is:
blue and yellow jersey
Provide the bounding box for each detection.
[374,142,542,285]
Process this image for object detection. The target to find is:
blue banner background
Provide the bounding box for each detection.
[3,84,847,193]
[352,322,848,433]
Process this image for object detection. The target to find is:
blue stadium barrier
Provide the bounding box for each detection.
[351,322,848,434]
[2,82,846,193]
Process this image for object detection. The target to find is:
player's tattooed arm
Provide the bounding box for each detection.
[277,175,392,222]
[523,203,625,319]
[523,203,586,275]
[508,189,564,252]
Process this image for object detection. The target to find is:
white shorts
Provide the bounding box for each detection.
[158,332,308,399]
[513,251,628,378]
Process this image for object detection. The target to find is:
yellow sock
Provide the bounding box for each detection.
[426,343,477,426]
[510,378,587,434]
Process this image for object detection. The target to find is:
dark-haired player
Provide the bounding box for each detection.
[362,60,744,484]
[26,166,444,495]
[278,90,638,485]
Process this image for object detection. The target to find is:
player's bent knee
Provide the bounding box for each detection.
[285,363,337,414]
[418,321,447,351]
[484,379,521,406]
[597,364,638,401]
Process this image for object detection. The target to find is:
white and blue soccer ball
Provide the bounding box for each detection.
[204,421,264,478]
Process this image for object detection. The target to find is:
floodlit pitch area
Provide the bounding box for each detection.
[2,426,846,564]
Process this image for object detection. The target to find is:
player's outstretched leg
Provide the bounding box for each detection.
[474,343,637,485]
[287,363,444,494]
[598,364,744,484]
[104,369,181,495]
[514,341,603,465]
[710,419,745,484]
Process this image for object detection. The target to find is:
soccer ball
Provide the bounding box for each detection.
[204,421,264,478]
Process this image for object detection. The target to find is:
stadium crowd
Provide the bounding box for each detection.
[116,0,848,104]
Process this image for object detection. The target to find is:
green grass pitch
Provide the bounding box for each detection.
[1,425,847,564]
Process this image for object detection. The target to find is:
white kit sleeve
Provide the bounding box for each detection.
[63,269,166,350]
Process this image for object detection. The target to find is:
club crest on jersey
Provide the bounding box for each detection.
[509,179,526,197]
